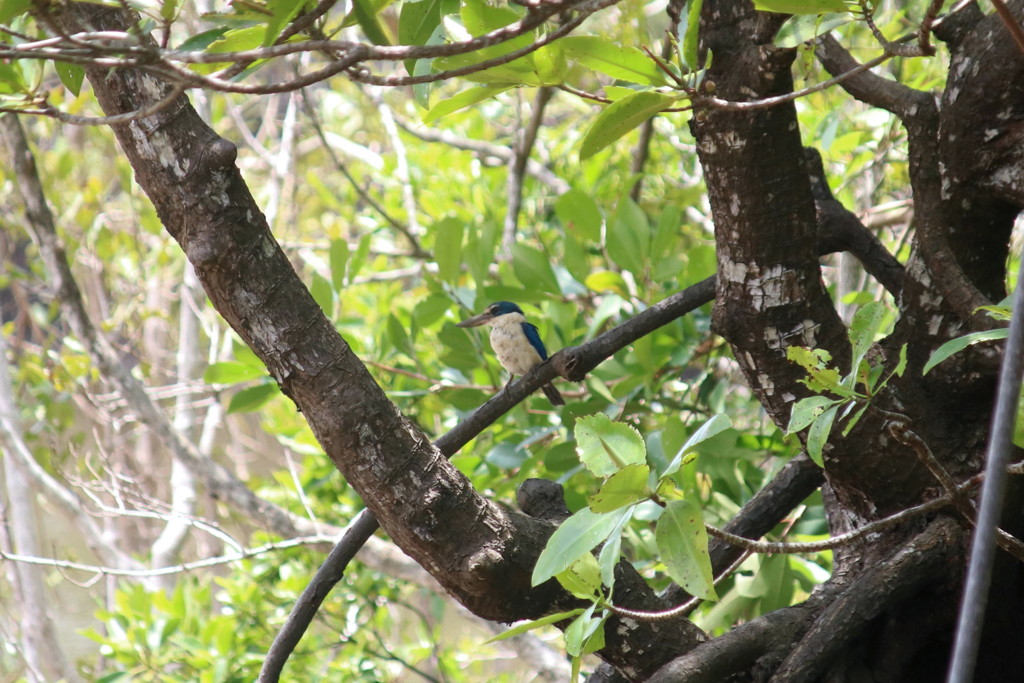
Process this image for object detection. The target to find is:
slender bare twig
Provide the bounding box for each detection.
[0,534,338,578]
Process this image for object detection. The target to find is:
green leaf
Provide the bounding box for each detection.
[533,43,567,84]
[588,463,650,512]
[597,525,622,589]
[584,271,630,298]
[329,239,349,290]
[785,395,840,435]
[555,188,603,243]
[484,608,585,643]
[434,54,543,86]
[227,382,281,413]
[556,552,603,599]
[575,414,646,477]
[753,0,850,12]
[845,301,886,391]
[0,62,27,95]
[0,0,29,23]
[433,216,465,284]
[160,0,180,23]
[682,0,703,69]
[656,499,716,600]
[203,361,266,384]
[661,413,732,481]
[387,313,415,357]
[511,243,560,294]
[532,507,631,586]
[209,26,267,54]
[56,62,85,97]
[923,328,1009,375]
[176,28,230,51]
[399,0,442,46]
[559,36,667,86]
[775,12,853,47]
[351,0,392,45]
[424,85,512,123]
[564,604,606,657]
[399,0,443,74]
[263,0,305,46]
[606,197,650,276]
[579,90,679,161]
[309,272,334,315]
[805,403,839,466]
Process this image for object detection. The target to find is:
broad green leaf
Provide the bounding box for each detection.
[0,0,29,23]
[532,507,631,586]
[399,0,442,46]
[588,463,650,512]
[387,313,415,357]
[597,525,623,589]
[682,0,703,69]
[484,609,585,643]
[0,62,26,95]
[209,26,266,54]
[461,0,521,35]
[203,361,266,384]
[309,272,334,315]
[923,328,1009,375]
[329,238,349,290]
[661,413,732,481]
[656,500,716,600]
[753,0,849,12]
[176,28,230,51]
[564,604,606,657]
[55,62,85,97]
[555,188,603,243]
[785,395,840,434]
[400,0,442,74]
[579,91,679,161]
[787,346,856,396]
[424,85,512,124]
[776,12,853,47]
[160,0,180,23]
[511,243,560,294]
[533,43,567,84]
[607,197,649,276]
[806,403,839,466]
[559,36,667,86]
[434,54,543,86]
[556,553,603,599]
[575,413,646,477]
[352,0,391,44]
[845,301,886,391]
[433,216,464,283]
[227,382,281,413]
[264,0,305,46]
[584,271,630,298]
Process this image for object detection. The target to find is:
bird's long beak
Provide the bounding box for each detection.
[456,312,493,328]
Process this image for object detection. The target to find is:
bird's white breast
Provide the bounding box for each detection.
[489,314,542,376]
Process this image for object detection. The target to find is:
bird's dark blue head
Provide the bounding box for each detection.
[489,301,524,317]
[456,301,525,328]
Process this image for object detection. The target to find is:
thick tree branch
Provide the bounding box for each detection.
[773,517,961,682]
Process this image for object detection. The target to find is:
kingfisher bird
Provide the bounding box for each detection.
[457,301,565,406]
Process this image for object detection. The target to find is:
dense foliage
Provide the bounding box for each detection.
[2,0,1022,681]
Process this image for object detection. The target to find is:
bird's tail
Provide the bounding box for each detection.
[542,383,565,406]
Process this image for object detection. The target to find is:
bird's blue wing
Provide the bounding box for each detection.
[520,322,549,360]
